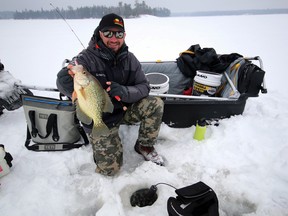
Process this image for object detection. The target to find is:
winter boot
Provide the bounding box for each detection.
[134,141,164,166]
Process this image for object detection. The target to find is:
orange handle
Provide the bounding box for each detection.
[114,95,127,111]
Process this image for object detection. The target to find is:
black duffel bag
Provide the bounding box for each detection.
[167,181,219,216]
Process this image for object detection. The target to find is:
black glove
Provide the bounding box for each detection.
[109,82,128,100]
[56,67,74,97]
[0,62,4,71]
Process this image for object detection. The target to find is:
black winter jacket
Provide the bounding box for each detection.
[56,28,150,128]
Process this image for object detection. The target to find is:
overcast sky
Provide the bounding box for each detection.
[1,0,288,13]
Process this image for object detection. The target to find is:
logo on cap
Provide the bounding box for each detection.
[114,18,124,28]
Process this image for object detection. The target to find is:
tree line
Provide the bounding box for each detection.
[14,1,171,19]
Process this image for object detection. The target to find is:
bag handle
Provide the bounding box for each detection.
[28,110,60,141]
[25,111,89,151]
[25,125,89,151]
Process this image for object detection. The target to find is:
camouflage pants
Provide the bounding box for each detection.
[90,96,164,176]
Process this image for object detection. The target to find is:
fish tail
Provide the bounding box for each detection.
[91,123,110,137]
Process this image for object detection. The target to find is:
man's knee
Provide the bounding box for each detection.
[148,96,164,108]
[140,96,164,116]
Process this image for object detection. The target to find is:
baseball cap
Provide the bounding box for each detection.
[99,13,125,32]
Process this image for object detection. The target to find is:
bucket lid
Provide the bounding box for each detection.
[146,73,169,86]
[196,70,222,78]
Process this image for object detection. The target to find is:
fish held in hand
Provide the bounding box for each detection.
[69,65,114,136]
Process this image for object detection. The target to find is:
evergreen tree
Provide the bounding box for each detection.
[13,1,170,19]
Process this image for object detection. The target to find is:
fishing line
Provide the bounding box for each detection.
[50,3,85,49]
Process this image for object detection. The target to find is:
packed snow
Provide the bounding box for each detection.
[0,14,288,216]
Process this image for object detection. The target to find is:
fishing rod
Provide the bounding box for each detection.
[15,83,237,101]
[15,83,59,92]
[50,3,85,49]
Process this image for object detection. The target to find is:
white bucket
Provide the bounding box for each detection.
[146,72,169,94]
[0,146,10,178]
[192,70,222,97]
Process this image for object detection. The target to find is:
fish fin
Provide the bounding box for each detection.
[92,123,110,137]
[102,91,114,113]
[71,91,77,102]
[75,101,93,125]
[79,87,86,100]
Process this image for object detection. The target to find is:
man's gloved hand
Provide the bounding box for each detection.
[107,81,128,100]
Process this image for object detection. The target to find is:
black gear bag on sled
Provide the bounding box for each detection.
[21,94,89,151]
[167,181,219,216]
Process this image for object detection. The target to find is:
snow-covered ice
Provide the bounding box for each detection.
[0,14,288,215]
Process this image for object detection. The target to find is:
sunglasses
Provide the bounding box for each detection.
[102,30,125,39]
